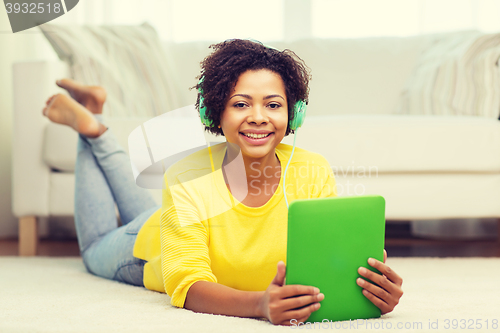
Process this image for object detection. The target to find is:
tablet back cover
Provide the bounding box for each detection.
[286,195,386,323]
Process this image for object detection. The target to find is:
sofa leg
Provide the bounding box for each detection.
[19,216,38,256]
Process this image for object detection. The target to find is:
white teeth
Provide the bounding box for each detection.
[244,133,270,139]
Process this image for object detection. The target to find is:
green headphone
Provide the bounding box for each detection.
[198,80,307,131]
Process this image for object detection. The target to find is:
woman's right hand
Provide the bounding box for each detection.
[258,261,324,326]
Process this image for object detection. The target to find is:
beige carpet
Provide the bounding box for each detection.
[1,257,499,332]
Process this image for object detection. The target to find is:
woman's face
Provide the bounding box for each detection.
[220,69,288,163]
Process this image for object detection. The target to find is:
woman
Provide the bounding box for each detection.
[43,39,403,326]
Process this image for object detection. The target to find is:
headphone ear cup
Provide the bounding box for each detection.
[289,100,307,130]
[199,95,212,127]
[198,77,213,127]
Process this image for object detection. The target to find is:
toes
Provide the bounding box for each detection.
[46,93,65,109]
[56,79,66,88]
[46,94,57,105]
[56,78,80,90]
[55,79,106,113]
[56,78,70,87]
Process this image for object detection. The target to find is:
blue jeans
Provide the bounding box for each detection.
[74,116,160,287]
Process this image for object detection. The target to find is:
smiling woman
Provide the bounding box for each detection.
[131,39,403,325]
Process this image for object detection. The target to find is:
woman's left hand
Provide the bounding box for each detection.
[356,249,403,315]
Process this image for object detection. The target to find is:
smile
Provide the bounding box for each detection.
[239,132,274,145]
[242,132,271,139]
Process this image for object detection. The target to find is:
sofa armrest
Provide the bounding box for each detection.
[12,61,69,218]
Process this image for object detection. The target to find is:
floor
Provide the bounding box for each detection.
[1,222,499,257]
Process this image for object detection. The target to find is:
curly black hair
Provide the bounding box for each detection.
[194,39,311,136]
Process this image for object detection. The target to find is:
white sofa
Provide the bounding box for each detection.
[12,33,500,255]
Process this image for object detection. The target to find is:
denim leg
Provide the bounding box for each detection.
[74,133,118,255]
[74,118,160,286]
[82,116,158,225]
[81,205,160,286]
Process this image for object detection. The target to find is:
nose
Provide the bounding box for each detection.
[247,105,269,125]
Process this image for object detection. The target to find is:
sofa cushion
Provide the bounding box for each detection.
[397,31,500,118]
[280,114,500,173]
[336,172,500,220]
[164,37,429,117]
[272,37,429,116]
[48,172,161,216]
[47,170,500,220]
[39,23,183,118]
[45,114,500,174]
[43,117,153,173]
[164,32,500,118]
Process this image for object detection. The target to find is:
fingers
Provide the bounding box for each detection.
[357,275,391,304]
[266,283,323,326]
[282,302,321,326]
[271,261,286,286]
[367,258,403,286]
[279,284,320,299]
[280,293,324,312]
[361,289,394,315]
[357,265,401,297]
[383,249,387,263]
[357,258,404,315]
[357,274,401,315]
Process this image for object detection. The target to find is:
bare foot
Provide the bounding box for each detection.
[42,94,107,138]
[56,78,107,114]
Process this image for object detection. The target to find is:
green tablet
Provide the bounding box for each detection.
[285,195,386,323]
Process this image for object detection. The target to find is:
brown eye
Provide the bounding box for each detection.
[268,103,281,109]
[234,102,247,108]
